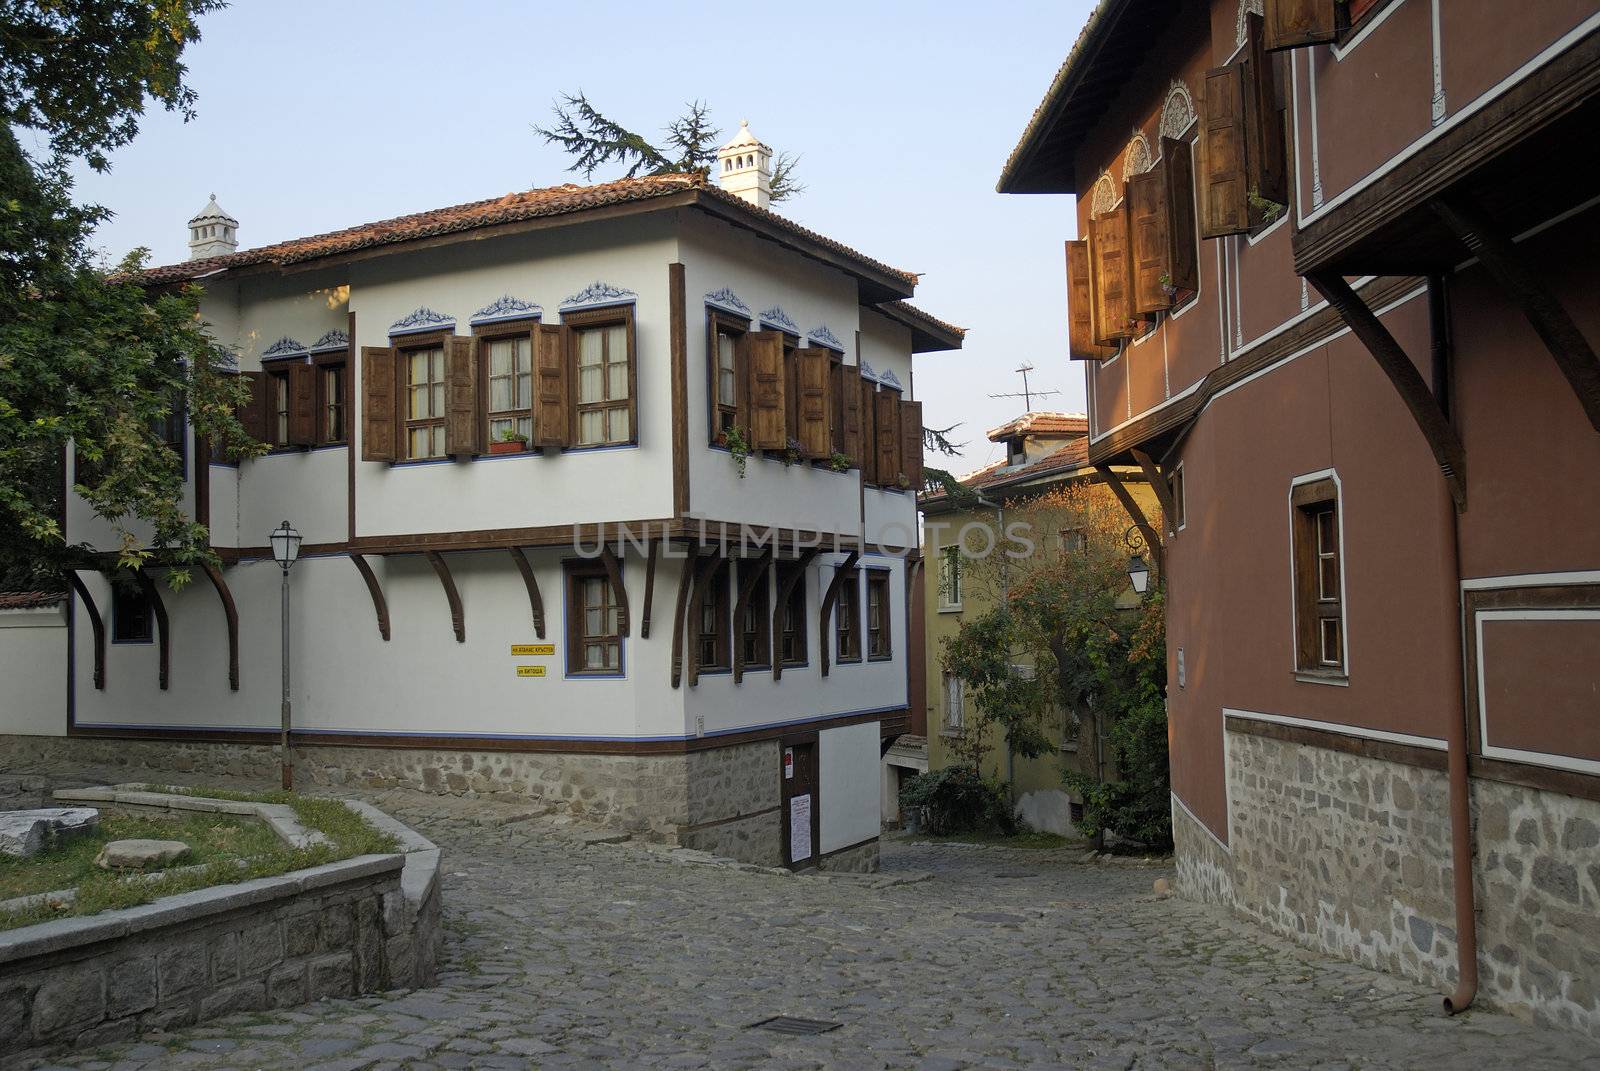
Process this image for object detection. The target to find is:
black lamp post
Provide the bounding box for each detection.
[1122,525,1153,596]
[269,520,301,790]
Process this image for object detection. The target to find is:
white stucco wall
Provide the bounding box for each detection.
[820,719,882,853]
[0,604,67,736]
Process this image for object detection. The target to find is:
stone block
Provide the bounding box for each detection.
[95,838,189,870]
[30,966,105,1038]
[0,807,98,857]
[210,931,240,982]
[1563,817,1600,850]
[200,981,264,1018]
[156,942,207,997]
[309,953,355,1000]
[266,963,307,1008]
[320,903,355,949]
[105,956,157,1018]
[0,985,30,1046]
[1533,858,1580,905]
[240,920,283,975]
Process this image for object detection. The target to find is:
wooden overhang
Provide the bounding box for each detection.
[997,0,1187,195]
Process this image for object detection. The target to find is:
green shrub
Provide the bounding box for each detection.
[900,766,1016,836]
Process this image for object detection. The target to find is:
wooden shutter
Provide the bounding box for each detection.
[1066,241,1116,361]
[840,364,863,464]
[1264,0,1338,51]
[1244,14,1289,209]
[1129,167,1172,315]
[859,375,878,484]
[1090,204,1134,343]
[238,371,267,445]
[874,389,899,483]
[286,362,315,447]
[746,329,786,450]
[533,324,570,449]
[444,336,480,458]
[900,399,923,492]
[1199,64,1250,238]
[1162,136,1200,294]
[360,347,396,462]
[795,347,831,458]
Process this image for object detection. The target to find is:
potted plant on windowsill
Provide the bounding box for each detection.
[781,437,804,467]
[828,452,853,473]
[490,427,530,455]
[718,425,752,478]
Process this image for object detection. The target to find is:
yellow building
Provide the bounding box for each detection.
[907,412,1159,835]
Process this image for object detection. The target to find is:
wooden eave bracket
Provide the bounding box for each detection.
[1131,448,1178,537]
[67,572,105,690]
[772,547,821,682]
[683,551,725,688]
[599,546,630,637]
[731,549,774,684]
[669,550,708,689]
[424,550,465,643]
[1432,194,1600,435]
[817,550,861,679]
[1095,466,1164,573]
[349,554,391,641]
[640,540,659,640]
[1307,272,1468,511]
[200,562,240,690]
[133,568,170,690]
[507,547,545,639]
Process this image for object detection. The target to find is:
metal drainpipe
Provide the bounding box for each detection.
[1432,273,1477,1015]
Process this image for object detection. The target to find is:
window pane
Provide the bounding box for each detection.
[1320,618,1342,665]
[1317,509,1336,552]
[579,409,603,445]
[607,356,628,400]
[518,416,532,441]
[1319,556,1339,600]
[490,417,513,441]
[609,406,629,443]
[579,364,602,404]
[490,340,512,377]
[579,329,602,368]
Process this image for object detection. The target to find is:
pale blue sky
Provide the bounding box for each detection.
[67,0,1095,475]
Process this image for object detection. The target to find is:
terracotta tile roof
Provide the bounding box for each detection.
[141,173,919,293]
[0,591,65,610]
[921,435,1094,510]
[985,411,1090,442]
[876,300,967,349]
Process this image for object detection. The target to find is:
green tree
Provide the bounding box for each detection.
[0,0,257,592]
[535,94,805,202]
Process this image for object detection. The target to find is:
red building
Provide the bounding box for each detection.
[1000,0,1600,1036]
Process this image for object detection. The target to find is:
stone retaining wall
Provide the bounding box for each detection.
[1172,727,1600,1039]
[816,838,881,874]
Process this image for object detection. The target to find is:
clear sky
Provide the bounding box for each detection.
[67,0,1096,476]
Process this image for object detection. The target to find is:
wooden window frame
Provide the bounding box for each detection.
[707,309,748,444]
[937,545,962,611]
[776,560,808,666]
[111,581,154,644]
[779,333,800,455]
[1291,477,1347,681]
[474,318,539,454]
[697,559,732,672]
[835,567,862,664]
[565,305,637,450]
[153,391,187,477]
[1168,463,1186,532]
[565,559,624,677]
[263,363,294,450]
[311,352,349,447]
[391,330,452,462]
[740,560,772,670]
[865,568,892,661]
[942,671,964,735]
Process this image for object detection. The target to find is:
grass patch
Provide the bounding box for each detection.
[0,788,398,933]
[910,830,1079,850]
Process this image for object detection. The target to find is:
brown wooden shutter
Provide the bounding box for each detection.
[874,389,899,484]
[746,329,786,450]
[1199,64,1251,238]
[1264,0,1338,51]
[1129,167,1172,316]
[1244,14,1289,210]
[840,364,863,464]
[286,362,315,447]
[859,375,877,484]
[360,347,396,462]
[795,347,831,458]
[900,399,923,492]
[444,336,480,458]
[1090,203,1134,343]
[533,324,570,449]
[238,371,267,445]
[1066,240,1116,361]
[1162,136,1200,294]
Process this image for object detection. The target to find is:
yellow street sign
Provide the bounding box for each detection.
[515,665,547,678]
[511,644,555,656]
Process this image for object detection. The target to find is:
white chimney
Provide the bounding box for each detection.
[716,121,772,210]
[187,193,238,260]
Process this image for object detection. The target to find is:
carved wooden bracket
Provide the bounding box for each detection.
[669,550,705,690]
[507,547,545,639]
[772,548,820,682]
[133,568,169,690]
[684,551,725,688]
[640,540,659,640]
[200,562,240,691]
[1131,448,1178,537]
[1308,272,1467,510]
[1095,466,1165,573]
[349,554,391,641]
[732,549,774,684]
[424,550,465,643]
[67,572,105,690]
[600,546,630,638]
[817,550,861,679]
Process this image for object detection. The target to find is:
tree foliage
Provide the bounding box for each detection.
[535,93,804,203]
[0,0,256,592]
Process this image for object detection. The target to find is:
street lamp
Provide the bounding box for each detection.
[1122,525,1153,596]
[270,520,301,790]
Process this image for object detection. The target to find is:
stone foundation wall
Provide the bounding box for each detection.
[816,838,880,874]
[1173,727,1600,1039]
[0,855,406,1058]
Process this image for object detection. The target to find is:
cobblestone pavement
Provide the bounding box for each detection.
[10,795,1600,1071]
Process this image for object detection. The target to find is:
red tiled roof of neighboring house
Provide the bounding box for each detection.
[0,591,65,610]
[985,411,1090,442]
[920,435,1094,511]
[140,173,920,296]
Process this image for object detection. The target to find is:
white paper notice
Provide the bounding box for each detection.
[789,793,812,862]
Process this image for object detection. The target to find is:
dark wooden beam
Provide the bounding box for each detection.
[772,547,820,682]
[507,547,545,639]
[599,546,630,638]
[685,551,725,688]
[199,562,240,691]
[669,262,690,517]
[134,569,169,690]
[424,550,465,643]
[1095,466,1164,571]
[817,551,861,679]
[1432,194,1600,434]
[640,540,659,640]
[731,549,773,684]
[669,552,703,690]
[348,554,391,641]
[1131,449,1177,536]
[1308,272,1467,510]
[67,572,105,690]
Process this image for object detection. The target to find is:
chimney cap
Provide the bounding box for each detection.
[188,193,238,227]
[718,120,770,154]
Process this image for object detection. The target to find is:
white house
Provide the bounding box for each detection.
[21,132,962,871]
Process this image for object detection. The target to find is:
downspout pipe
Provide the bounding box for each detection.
[1432,272,1477,1015]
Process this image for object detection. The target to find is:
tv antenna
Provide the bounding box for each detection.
[987,363,1060,411]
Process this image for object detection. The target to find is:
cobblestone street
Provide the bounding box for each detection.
[9,797,1600,1071]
